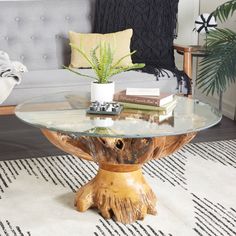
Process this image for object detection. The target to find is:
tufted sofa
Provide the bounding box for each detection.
[0,0,187,112]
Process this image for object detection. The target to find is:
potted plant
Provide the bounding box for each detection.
[65,42,145,102]
[197,0,236,111]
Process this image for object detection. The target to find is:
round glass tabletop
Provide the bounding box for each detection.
[15,92,222,138]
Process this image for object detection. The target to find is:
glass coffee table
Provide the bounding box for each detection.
[15,92,221,224]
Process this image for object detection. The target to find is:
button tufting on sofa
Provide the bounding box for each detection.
[0,0,95,71]
[65,16,71,21]
[42,55,48,60]
[15,17,20,22]
[40,16,45,21]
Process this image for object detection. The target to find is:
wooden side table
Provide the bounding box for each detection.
[174,44,206,79]
[174,44,207,97]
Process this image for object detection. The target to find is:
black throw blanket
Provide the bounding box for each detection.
[93,0,191,94]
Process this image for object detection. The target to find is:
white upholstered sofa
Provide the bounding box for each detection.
[0,0,188,113]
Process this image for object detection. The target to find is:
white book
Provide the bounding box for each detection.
[126,88,160,96]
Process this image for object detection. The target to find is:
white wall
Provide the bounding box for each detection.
[174,0,199,72]
[175,0,200,45]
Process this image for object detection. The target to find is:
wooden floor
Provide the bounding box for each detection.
[0,115,235,161]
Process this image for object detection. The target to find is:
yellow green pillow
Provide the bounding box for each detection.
[69,29,133,68]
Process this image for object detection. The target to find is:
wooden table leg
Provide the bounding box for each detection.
[75,163,157,224]
[183,51,192,79]
[41,129,196,224]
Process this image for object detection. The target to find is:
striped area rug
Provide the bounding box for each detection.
[0,139,235,236]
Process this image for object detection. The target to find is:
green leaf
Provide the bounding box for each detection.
[197,28,236,95]
[109,63,145,77]
[66,41,145,83]
[112,51,136,69]
[90,45,102,80]
[63,66,98,80]
[213,0,236,22]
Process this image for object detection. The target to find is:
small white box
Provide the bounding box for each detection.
[126,88,160,96]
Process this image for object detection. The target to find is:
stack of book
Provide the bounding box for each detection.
[120,108,174,125]
[114,90,176,114]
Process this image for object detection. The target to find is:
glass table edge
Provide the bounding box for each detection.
[15,110,222,139]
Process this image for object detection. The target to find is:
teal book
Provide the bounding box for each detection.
[119,100,177,112]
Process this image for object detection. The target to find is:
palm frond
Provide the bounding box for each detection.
[90,46,100,68]
[109,63,145,77]
[213,0,236,22]
[63,66,98,80]
[90,45,102,79]
[101,43,113,83]
[112,51,136,69]
[197,28,236,95]
[98,42,111,83]
[67,42,145,83]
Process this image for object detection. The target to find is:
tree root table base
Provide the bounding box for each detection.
[76,167,157,223]
[41,129,196,224]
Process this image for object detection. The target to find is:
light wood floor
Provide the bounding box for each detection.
[0,115,235,161]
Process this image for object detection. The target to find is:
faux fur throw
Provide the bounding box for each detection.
[93,0,191,94]
[0,51,27,104]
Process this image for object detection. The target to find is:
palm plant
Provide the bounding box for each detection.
[197,0,236,96]
[65,42,145,84]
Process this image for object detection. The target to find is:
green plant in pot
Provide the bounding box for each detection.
[65,42,145,102]
[197,0,236,111]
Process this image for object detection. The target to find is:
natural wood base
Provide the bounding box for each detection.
[42,129,196,223]
[42,130,196,164]
[75,166,157,224]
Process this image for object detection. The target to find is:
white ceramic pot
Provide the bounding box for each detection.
[92,117,114,127]
[91,81,115,102]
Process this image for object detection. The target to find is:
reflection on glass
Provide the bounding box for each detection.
[91,117,114,128]
[15,92,222,138]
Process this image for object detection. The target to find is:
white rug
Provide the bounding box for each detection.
[0,139,236,236]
